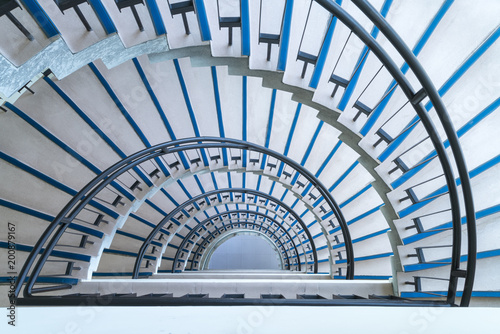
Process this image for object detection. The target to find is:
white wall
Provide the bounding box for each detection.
[2,305,500,333]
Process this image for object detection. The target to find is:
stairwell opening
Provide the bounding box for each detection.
[204,232,283,270]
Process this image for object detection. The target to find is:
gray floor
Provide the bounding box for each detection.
[208,235,281,270]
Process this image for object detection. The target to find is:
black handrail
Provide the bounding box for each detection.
[16,151,165,297]
[353,0,476,307]
[172,209,302,271]
[315,0,476,306]
[7,1,477,307]
[132,187,318,277]
[15,137,354,298]
[182,221,292,271]
[178,212,299,270]
[140,140,354,274]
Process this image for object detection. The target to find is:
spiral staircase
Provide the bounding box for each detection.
[1,0,500,326]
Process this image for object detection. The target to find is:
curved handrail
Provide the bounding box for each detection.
[132,187,318,277]
[182,221,291,271]
[353,0,477,308]
[196,228,288,271]
[15,137,354,297]
[158,140,353,274]
[315,0,476,305]
[179,201,310,270]
[172,210,302,271]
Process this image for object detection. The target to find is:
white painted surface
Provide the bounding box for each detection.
[2,306,500,334]
[0,0,499,301]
